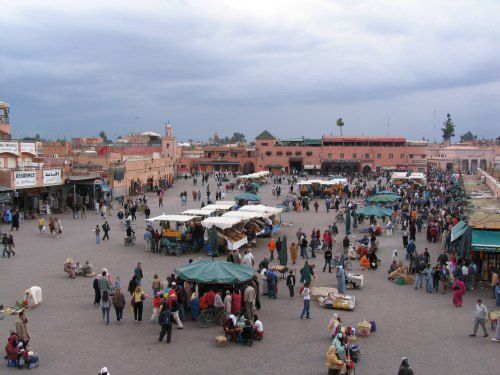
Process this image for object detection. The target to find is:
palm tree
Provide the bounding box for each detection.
[336,118,344,136]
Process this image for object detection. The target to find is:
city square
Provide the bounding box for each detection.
[0,174,498,374]
[1,2,500,374]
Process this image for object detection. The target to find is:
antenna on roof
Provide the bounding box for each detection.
[387,115,390,136]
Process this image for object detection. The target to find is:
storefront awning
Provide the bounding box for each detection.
[451,220,468,242]
[304,165,317,170]
[471,230,500,252]
[67,173,101,181]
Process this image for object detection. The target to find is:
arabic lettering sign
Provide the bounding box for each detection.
[21,143,37,155]
[43,169,62,185]
[14,171,37,188]
[0,141,19,155]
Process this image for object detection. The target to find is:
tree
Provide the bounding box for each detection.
[98,131,108,142]
[459,131,477,143]
[441,113,455,142]
[230,132,246,144]
[210,132,220,145]
[336,118,344,136]
[117,135,122,140]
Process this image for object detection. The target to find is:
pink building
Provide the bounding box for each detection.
[427,143,495,173]
[254,131,428,175]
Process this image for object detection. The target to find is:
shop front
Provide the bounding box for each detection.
[470,229,500,282]
[66,173,107,209]
[0,169,66,217]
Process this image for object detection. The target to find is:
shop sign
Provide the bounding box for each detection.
[21,143,37,155]
[43,169,62,185]
[14,171,37,188]
[0,141,19,155]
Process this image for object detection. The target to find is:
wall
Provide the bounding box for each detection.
[477,168,500,198]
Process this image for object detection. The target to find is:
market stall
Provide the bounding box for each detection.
[201,203,236,216]
[222,210,266,236]
[470,229,500,282]
[239,204,283,235]
[234,192,262,206]
[201,216,248,251]
[181,209,217,219]
[146,214,203,251]
[390,172,427,186]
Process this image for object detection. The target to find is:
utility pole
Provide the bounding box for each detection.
[387,115,390,136]
[433,107,436,143]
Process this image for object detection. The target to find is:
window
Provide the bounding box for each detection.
[231,152,238,158]
[265,151,272,156]
[206,153,212,158]
[306,151,313,156]
[340,153,344,159]
[286,151,292,156]
[219,153,226,158]
[277,151,283,156]
[7,157,16,168]
[261,143,269,146]
[295,151,302,156]
[421,155,426,159]
[328,153,332,158]
[352,153,357,159]
[365,153,370,159]
[400,154,405,159]
[389,153,393,159]
[377,153,381,159]
[409,154,414,159]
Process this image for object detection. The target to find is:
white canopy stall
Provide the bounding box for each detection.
[238,204,283,235]
[201,216,248,250]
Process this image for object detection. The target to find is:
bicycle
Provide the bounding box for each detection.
[332,255,352,271]
[198,307,225,328]
[120,222,137,231]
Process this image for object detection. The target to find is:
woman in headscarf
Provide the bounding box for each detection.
[290,242,298,265]
[336,266,346,294]
[190,291,199,321]
[452,278,466,307]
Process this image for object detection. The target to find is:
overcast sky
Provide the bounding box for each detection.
[1,0,499,141]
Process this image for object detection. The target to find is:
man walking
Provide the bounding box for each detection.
[158,306,173,343]
[134,262,143,286]
[286,270,295,298]
[469,299,489,337]
[300,282,311,319]
[323,247,333,273]
[144,229,153,252]
[244,284,256,319]
[102,221,110,241]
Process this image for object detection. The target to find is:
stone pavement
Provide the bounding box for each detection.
[0,177,497,374]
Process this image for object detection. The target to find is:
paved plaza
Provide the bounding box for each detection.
[0,178,497,375]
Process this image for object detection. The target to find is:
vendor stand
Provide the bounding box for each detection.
[182,209,217,219]
[222,210,267,236]
[201,203,236,216]
[470,229,500,282]
[239,204,283,235]
[201,216,248,252]
[146,214,203,251]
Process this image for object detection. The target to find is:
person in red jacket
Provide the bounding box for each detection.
[205,289,215,307]
[5,332,28,366]
[231,290,242,314]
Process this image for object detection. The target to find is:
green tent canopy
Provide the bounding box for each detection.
[470,230,500,252]
[367,194,400,203]
[355,205,393,218]
[450,220,468,242]
[375,190,399,195]
[175,260,255,284]
[234,192,262,202]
